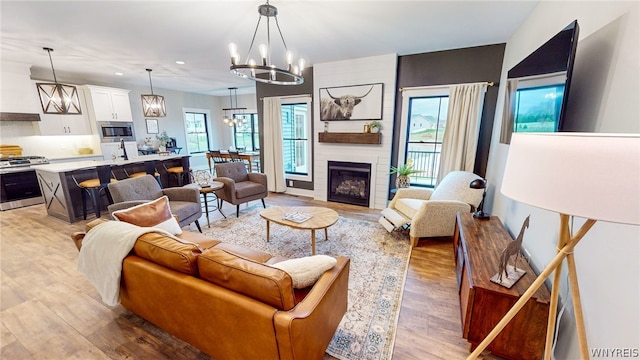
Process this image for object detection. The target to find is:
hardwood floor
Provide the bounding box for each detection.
[0,193,500,359]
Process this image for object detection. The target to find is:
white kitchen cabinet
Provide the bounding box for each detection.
[81,85,133,122]
[36,113,93,135]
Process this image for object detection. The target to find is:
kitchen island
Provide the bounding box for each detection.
[32,154,190,223]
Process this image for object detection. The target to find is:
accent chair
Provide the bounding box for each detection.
[214,162,268,217]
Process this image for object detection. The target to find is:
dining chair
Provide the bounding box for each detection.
[229,150,249,171]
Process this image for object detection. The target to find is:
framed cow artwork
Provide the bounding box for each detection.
[319,83,383,121]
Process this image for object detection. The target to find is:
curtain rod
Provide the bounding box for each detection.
[400,81,495,92]
[260,94,312,101]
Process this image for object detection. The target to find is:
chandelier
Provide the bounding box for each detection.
[228,0,305,85]
[222,87,248,128]
[141,68,166,117]
[36,47,82,114]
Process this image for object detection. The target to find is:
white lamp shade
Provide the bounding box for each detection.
[501,133,640,225]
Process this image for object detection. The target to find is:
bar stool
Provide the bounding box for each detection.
[123,161,161,186]
[72,165,117,220]
[162,157,190,187]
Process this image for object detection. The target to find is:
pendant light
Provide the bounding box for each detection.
[222,87,247,128]
[141,68,166,117]
[228,0,305,85]
[36,47,82,114]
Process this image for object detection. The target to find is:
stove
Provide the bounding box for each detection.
[0,156,49,169]
[0,156,49,210]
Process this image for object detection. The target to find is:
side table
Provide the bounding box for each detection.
[185,181,225,228]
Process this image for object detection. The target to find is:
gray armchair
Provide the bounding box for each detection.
[107,174,203,232]
[214,162,268,217]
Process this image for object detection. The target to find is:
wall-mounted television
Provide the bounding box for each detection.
[501,20,580,143]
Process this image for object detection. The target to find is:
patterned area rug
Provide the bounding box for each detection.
[203,205,411,360]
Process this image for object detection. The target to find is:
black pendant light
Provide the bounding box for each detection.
[141,68,166,117]
[36,47,82,114]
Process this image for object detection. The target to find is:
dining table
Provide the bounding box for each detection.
[218,151,261,172]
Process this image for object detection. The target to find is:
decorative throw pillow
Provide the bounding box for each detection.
[111,196,182,235]
[270,255,337,289]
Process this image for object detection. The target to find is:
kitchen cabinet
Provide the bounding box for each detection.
[81,85,133,122]
[35,113,93,135]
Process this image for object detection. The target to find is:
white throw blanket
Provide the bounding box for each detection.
[77,221,177,307]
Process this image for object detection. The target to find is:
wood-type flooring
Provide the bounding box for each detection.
[0,192,500,359]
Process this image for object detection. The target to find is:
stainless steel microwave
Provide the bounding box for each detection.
[98,121,135,143]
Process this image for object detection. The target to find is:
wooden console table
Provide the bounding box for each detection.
[453,212,550,360]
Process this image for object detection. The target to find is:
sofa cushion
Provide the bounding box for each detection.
[395,198,426,219]
[198,248,296,311]
[270,255,337,288]
[133,232,204,276]
[112,196,182,235]
[234,181,267,199]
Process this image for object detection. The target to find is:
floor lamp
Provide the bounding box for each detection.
[468,133,640,360]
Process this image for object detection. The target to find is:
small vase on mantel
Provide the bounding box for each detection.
[396,175,410,188]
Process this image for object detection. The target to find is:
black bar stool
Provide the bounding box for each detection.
[162,157,191,187]
[72,165,117,219]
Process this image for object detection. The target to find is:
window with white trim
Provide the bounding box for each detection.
[281,97,312,182]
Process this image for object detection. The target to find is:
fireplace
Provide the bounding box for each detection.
[327,161,371,207]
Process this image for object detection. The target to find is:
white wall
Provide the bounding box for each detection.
[485,2,640,358]
[313,54,397,209]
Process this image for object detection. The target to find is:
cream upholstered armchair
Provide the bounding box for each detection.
[379,171,484,247]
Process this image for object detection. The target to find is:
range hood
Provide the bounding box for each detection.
[0,112,40,121]
[1,61,42,121]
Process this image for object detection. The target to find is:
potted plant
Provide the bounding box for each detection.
[156,130,170,151]
[389,158,422,188]
[368,120,382,133]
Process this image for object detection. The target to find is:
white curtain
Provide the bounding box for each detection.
[436,83,487,184]
[262,97,287,192]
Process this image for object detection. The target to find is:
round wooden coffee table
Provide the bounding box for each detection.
[259,206,339,255]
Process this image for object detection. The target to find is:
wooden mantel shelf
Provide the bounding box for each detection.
[318,132,381,144]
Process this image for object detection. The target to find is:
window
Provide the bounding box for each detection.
[183,110,210,154]
[399,87,449,188]
[281,97,311,182]
[233,113,259,151]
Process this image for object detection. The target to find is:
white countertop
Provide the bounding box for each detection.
[32,154,187,173]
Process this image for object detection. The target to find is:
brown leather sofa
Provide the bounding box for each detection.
[73,220,349,360]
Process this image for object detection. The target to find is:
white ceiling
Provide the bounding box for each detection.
[1,0,538,96]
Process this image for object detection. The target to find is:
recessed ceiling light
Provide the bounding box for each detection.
[115,72,124,76]
[175,61,185,65]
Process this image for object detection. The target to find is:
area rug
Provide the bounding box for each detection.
[203,205,411,360]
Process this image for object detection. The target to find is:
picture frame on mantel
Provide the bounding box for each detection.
[319,83,383,121]
[146,119,159,134]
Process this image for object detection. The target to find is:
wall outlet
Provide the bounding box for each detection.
[288,180,293,187]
